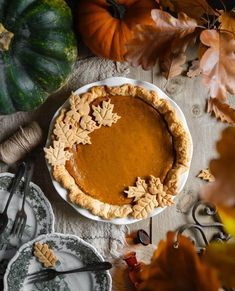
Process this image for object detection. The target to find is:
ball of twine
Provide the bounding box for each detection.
[0,122,43,164]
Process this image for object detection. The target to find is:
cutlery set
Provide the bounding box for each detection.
[0,161,33,239]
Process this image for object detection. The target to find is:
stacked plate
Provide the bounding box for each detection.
[0,173,111,291]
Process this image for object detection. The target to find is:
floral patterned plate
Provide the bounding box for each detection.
[0,173,54,281]
[4,233,112,291]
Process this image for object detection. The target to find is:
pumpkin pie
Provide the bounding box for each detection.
[45,84,190,220]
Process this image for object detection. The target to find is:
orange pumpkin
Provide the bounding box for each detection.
[77,0,157,61]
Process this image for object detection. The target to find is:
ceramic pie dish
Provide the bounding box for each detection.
[45,77,193,224]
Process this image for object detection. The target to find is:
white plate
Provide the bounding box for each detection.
[46,77,193,225]
[4,233,112,291]
[0,173,54,278]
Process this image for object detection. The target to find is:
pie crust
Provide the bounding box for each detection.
[45,84,190,220]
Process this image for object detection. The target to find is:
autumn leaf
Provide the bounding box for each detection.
[204,241,235,288]
[139,231,220,291]
[44,141,72,167]
[201,127,235,207]
[218,206,235,237]
[200,30,235,101]
[187,60,202,78]
[125,10,198,70]
[207,98,235,123]
[124,177,148,202]
[197,168,215,182]
[160,52,186,79]
[157,0,216,20]
[219,11,235,32]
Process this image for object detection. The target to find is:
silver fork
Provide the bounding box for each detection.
[27,261,112,284]
[0,163,26,236]
[10,162,34,239]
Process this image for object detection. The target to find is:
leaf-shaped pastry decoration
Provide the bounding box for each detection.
[70,93,81,111]
[133,193,158,219]
[148,175,164,195]
[92,100,121,127]
[44,141,72,166]
[64,110,81,127]
[156,191,174,208]
[207,98,235,124]
[53,120,75,146]
[197,168,215,182]
[124,177,148,202]
[80,115,98,132]
[74,127,91,145]
[33,242,58,268]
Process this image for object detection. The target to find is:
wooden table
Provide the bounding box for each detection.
[0,62,233,246]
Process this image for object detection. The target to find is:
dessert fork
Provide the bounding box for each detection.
[10,161,34,239]
[0,163,26,236]
[27,261,112,284]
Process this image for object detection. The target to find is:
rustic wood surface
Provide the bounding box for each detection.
[0,62,234,247]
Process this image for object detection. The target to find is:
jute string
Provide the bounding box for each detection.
[0,122,43,164]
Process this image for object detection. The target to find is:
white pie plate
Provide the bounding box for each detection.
[46,77,193,225]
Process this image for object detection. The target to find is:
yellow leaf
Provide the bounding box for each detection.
[218,206,235,237]
[204,241,235,288]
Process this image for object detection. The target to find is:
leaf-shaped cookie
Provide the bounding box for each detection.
[53,120,75,146]
[70,93,81,111]
[33,242,58,268]
[92,99,121,127]
[64,110,81,127]
[44,141,72,166]
[157,191,174,208]
[124,177,148,202]
[74,127,91,145]
[197,168,215,182]
[133,193,158,219]
[148,176,164,195]
[80,115,98,132]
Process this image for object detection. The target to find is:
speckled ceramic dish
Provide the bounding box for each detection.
[4,233,112,291]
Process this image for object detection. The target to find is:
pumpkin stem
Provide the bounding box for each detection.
[107,0,126,20]
[0,23,14,51]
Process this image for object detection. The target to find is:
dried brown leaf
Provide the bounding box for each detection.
[219,11,235,32]
[201,127,235,207]
[139,232,221,291]
[160,52,186,79]
[207,98,235,124]
[125,10,197,70]
[187,60,202,77]
[33,242,58,268]
[200,30,235,101]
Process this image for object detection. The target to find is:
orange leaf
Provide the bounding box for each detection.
[172,0,216,20]
[160,52,186,79]
[204,241,235,288]
[200,30,235,101]
[207,98,235,124]
[139,231,220,291]
[201,127,235,207]
[219,11,235,33]
[125,10,197,70]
